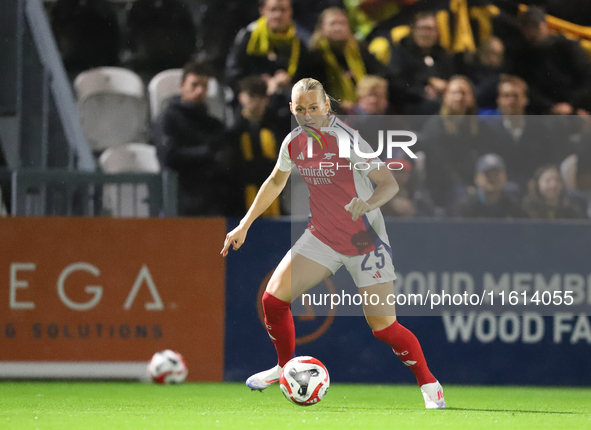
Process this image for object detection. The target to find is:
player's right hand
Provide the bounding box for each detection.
[220,225,248,257]
[345,197,371,221]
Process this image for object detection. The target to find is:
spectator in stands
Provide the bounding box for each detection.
[477,37,505,72]
[456,37,506,111]
[458,154,526,219]
[345,76,412,157]
[348,75,390,115]
[151,62,228,217]
[421,76,494,209]
[225,0,324,95]
[522,165,585,219]
[291,0,345,44]
[510,6,591,114]
[485,75,557,190]
[226,76,290,216]
[385,11,455,114]
[309,7,385,111]
[380,159,435,217]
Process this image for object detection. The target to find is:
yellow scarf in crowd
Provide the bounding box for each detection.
[240,128,280,216]
[246,16,301,77]
[370,0,500,63]
[317,37,367,103]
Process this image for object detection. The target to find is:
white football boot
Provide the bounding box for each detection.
[420,380,446,409]
[246,365,282,391]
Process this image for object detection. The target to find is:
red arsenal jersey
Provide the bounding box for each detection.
[276,116,391,256]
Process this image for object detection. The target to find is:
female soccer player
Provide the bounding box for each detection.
[220,78,445,409]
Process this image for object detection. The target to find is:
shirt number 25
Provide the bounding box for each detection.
[361,247,385,272]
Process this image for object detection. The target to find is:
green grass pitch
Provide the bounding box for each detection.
[0,382,590,430]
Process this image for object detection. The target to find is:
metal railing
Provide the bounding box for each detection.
[0,0,95,171]
[8,169,177,217]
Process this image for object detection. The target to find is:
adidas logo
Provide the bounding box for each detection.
[372,271,382,279]
[297,152,305,160]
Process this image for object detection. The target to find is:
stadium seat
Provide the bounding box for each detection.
[99,142,160,174]
[147,69,233,124]
[0,186,6,216]
[74,67,148,152]
[560,154,578,190]
[98,142,160,217]
[207,77,235,127]
[147,69,183,120]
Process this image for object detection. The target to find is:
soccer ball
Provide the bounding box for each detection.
[147,349,188,384]
[279,356,330,406]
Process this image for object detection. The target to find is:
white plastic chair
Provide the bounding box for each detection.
[99,142,160,173]
[74,67,148,151]
[206,77,235,126]
[98,142,160,217]
[0,186,7,217]
[560,154,578,190]
[148,68,183,120]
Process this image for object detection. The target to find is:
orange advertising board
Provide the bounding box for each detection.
[0,217,226,381]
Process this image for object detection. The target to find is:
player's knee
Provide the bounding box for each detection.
[368,315,397,334]
[265,276,291,302]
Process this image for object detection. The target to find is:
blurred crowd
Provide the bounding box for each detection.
[46,0,591,219]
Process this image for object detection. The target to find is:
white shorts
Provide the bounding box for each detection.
[292,229,397,288]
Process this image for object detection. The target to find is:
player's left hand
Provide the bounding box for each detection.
[344,197,371,221]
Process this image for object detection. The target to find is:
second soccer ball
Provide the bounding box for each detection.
[147,349,188,384]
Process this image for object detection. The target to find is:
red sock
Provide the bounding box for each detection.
[262,292,295,367]
[372,320,436,386]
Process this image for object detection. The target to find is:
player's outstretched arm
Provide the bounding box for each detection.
[221,166,291,256]
[345,167,399,221]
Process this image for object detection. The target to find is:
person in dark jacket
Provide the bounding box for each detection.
[226,76,291,216]
[386,11,455,114]
[484,75,558,190]
[151,62,229,216]
[421,76,495,209]
[458,154,526,219]
[225,0,324,94]
[510,6,591,114]
[522,164,585,219]
[456,36,506,111]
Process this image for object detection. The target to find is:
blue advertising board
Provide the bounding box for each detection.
[224,218,591,385]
